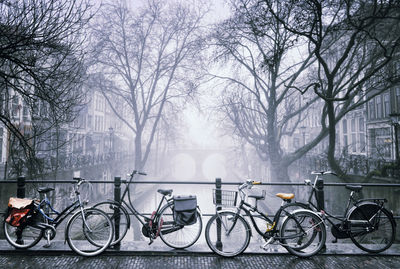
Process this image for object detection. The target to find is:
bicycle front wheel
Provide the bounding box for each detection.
[205,211,251,257]
[66,208,114,257]
[92,201,130,246]
[349,206,396,253]
[280,210,326,258]
[158,203,202,249]
[3,221,43,249]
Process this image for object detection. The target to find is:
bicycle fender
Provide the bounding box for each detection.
[346,202,396,226]
[64,209,83,243]
[92,201,131,229]
[281,209,325,229]
[214,209,252,237]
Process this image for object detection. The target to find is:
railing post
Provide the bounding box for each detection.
[114,176,121,249]
[16,176,26,244]
[315,176,324,211]
[17,176,25,198]
[215,177,223,250]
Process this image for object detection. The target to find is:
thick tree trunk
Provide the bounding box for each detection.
[326,101,346,176]
[269,157,290,183]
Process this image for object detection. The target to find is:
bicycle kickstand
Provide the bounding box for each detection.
[43,231,52,248]
[261,237,275,251]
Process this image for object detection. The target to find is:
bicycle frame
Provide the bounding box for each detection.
[33,180,90,231]
[116,171,171,227]
[37,198,81,228]
[231,199,309,241]
[304,173,388,232]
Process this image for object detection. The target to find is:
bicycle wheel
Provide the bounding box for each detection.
[3,220,43,249]
[280,210,326,257]
[92,201,130,246]
[157,203,202,249]
[349,205,396,253]
[66,208,114,257]
[205,211,251,257]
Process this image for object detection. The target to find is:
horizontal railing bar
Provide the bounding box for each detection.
[1,180,400,187]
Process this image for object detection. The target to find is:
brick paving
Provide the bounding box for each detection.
[1,253,400,269]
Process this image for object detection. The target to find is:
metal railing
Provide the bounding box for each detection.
[1,176,400,247]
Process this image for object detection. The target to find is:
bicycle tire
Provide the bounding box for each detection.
[3,220,43,249]
[280,209,326,258]
[348,204,396,253]
[66,208,114,257]
[92,201,130,246]
[157,203,202,249]
[205,211,251,257]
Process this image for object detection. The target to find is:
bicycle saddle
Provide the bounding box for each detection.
[345,185,363,192]
[37,187,55,194]
[157,189,173,196]
[276,193,295,200]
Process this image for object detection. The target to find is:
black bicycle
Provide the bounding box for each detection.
[92,169,202,249]
[3,177,114,256]
[289,171,396,253]
[205,179,326,257]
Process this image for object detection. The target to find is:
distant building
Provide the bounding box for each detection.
[366,85,400,163]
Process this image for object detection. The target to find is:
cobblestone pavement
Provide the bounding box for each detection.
[1,253,400,269]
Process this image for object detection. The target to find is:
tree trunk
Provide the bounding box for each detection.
[326,101,345,176]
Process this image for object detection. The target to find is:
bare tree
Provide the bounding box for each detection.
[90,0,208,170]
[0,0,93,178]
[210,0,330,182]
[263,0,400,176]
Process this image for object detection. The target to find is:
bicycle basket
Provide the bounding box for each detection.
[212,189,238,207]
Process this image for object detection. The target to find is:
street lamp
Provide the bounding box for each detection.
[389,113,400,164]
[108,127,114,153]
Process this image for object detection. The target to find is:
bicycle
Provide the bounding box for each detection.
[92,169,203,249]
[3,177,114,257]
[204,179,326,257]
[288,171,396,253]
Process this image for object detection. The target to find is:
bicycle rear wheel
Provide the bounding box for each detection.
[280,210,326,257]
[92,201,130,246]
[349,205,396,253]
[3,221,43,249]
[157,203,202,249]
[205,211,251,257]
[66,208,114,257]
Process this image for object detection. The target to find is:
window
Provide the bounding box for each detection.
[359,133,366,153]
[0,128,3,161]
[342,119,347,134]
[359,117,365,153]
[396,87,400,112]
[22,100,29,122]
[351,118,357,152]
[351,133,357,152]
[11,95,19,119]
[384,93,390,118]
[376,95,382,118]
[359,118,364,132]
[368,99,375,119]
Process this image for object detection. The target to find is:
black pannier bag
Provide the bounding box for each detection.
[173,195,198,226]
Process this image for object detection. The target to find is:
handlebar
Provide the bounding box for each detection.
[130,170,147,176]
[304,171,338,186]
[239,179,262,190]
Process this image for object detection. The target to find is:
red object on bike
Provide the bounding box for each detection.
[5,208,31,227]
